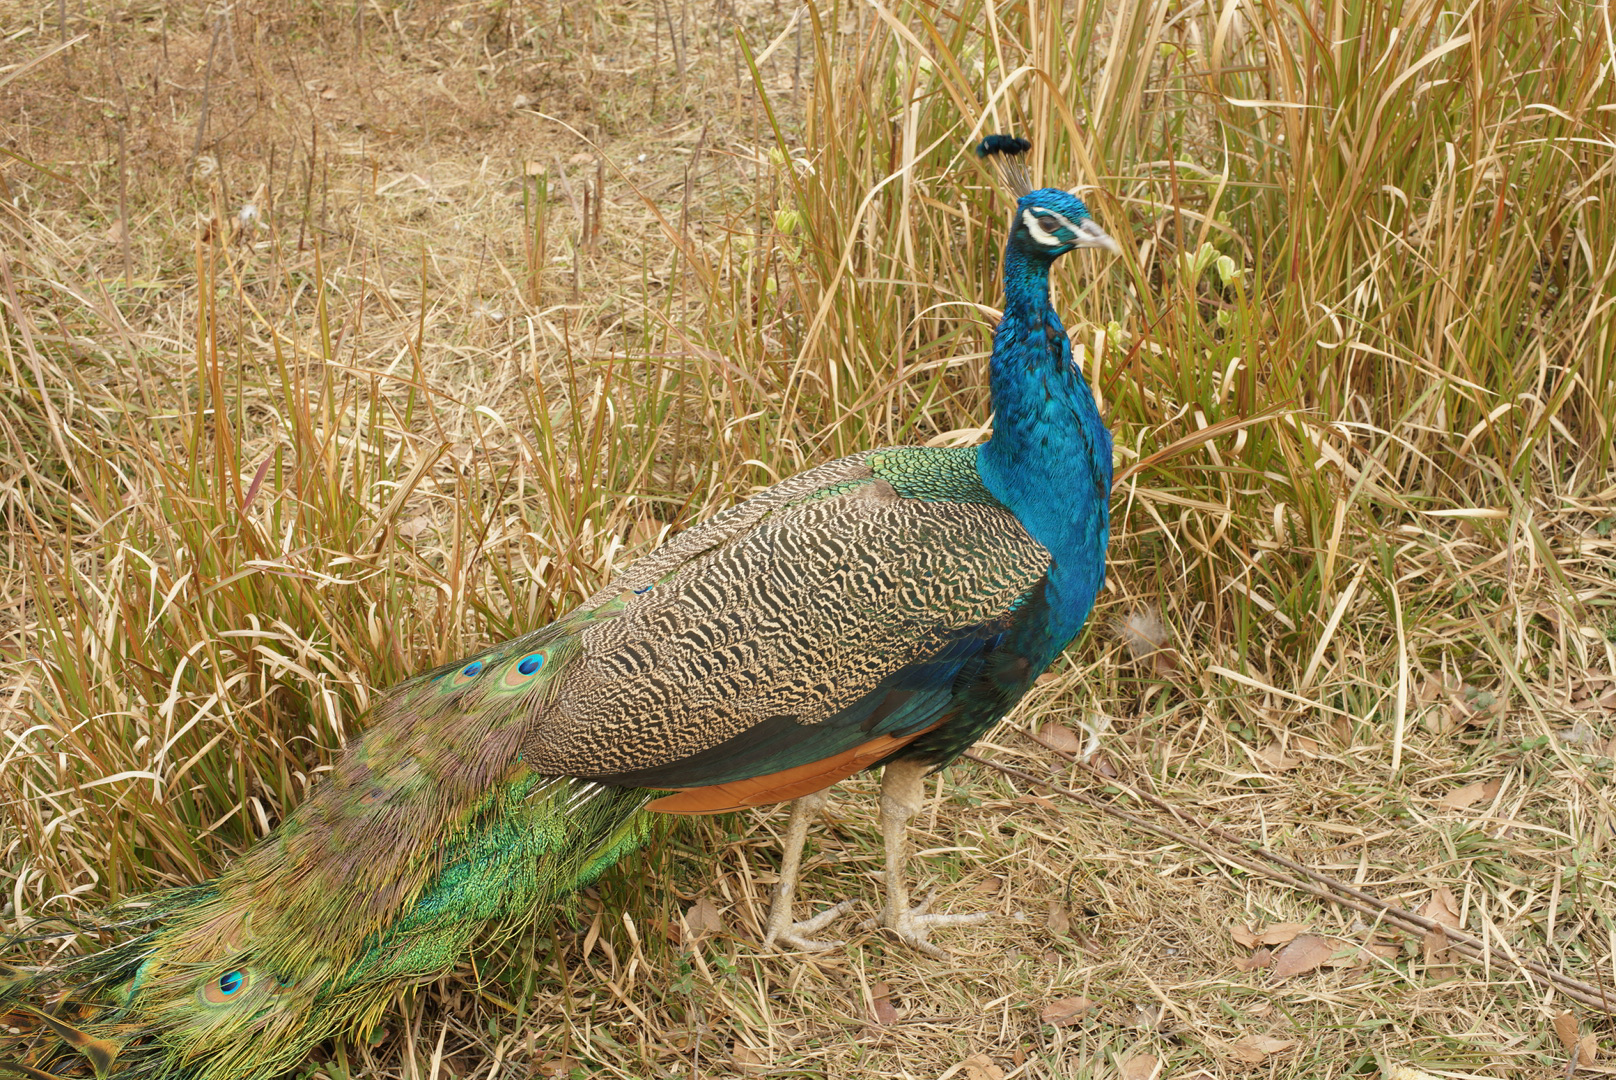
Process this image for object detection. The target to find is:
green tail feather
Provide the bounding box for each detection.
[1,779,655,1079]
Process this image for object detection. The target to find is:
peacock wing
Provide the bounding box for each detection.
[514,446,1051,801]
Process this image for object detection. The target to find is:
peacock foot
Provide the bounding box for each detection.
[763,898,856,953]
[864,889,989,958]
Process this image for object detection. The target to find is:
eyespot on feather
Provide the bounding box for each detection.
[446,659,484,690]
[501,651,547,689]
[202,969,248,1005]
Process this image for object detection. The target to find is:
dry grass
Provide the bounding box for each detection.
[3,0,1615,1077]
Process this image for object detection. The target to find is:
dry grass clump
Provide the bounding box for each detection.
[3,0,1615,1077]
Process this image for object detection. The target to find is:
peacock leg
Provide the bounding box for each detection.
[871,758,989,957]
[761,789,855,952]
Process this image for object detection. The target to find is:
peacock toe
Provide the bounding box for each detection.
[763,897,855,953]
[864,889,990,957]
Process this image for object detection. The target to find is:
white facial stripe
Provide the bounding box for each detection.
[1022,207,1079,247]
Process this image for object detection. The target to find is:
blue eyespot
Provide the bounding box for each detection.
[219,970,244,996]
[633,585,652,595]
[445,657,488,690]
[517,653,544,675]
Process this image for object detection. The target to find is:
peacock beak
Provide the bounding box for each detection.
[1074,218,1123,257]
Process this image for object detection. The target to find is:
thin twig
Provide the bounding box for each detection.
[116,124,132,286]
[189,10,227,170]
[661,0,686,81]
[963,751,1615,1013]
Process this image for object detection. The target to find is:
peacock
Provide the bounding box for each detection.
[1,134,1120,1079]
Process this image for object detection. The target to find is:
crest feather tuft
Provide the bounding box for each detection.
[975,134,1033,198]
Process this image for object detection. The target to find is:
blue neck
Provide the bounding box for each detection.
[976,247,1112,645]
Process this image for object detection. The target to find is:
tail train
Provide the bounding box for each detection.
[1,778,654,1080]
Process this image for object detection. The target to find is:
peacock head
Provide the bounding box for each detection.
[1010,189,1120,260]
[976,134,1122,261]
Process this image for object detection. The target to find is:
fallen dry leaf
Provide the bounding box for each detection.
[1255,744,1302,771]
[1578,1033,1598,1065]
[1086,749,1120,777]
[1235,946,1273,972]
[1259,921,1308,946]
[1351,942,1402,968]
[1553,1010,1579,1049]
[1439,777,1502,810]
[870,981,899,1025]
[1269,934,1336,980]
[1120,1053,1161,1080]
[1040,997,1095,1027]
[973,874,1004,895]
[1329,713,1352,744]
[1045,902,1070,936]
[1421,887,1461,929]
[732,1043,765,1070]
[1421,889,1459,976]
[1227,1034,1296,1064]
[683,897,723,939]
[1420,705,1460,736]
[1235,921,1307,947]
[1036,721,1081,754]
[1422,927,1452,972]
[397,515,433,541]
[959,1053,1006,1080]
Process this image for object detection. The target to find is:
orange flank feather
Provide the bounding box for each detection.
[644,721,947,814]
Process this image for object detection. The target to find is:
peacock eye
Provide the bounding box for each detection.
[1035,214,1059,231]
[202,968,250,1003]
